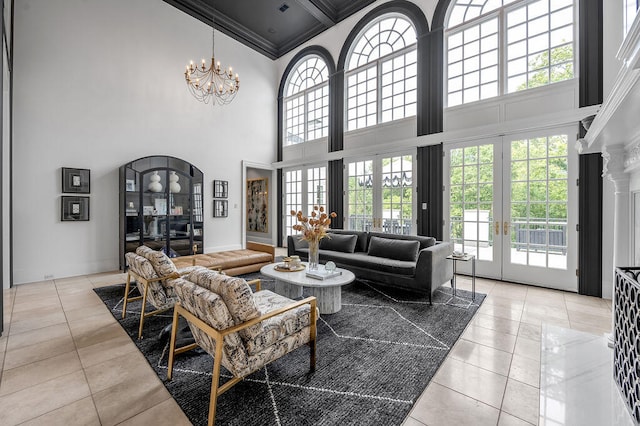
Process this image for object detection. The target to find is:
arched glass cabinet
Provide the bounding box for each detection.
[119,155,204,270]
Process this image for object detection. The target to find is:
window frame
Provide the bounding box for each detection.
[282,55,330,146]
[444,0,578,108]
[344,13,418,132]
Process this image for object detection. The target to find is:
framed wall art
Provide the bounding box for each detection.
[62,167,90,193]
[214,180,228,198]
[213,200,228,217]
[61,196,90,221]
[246,178,268,232]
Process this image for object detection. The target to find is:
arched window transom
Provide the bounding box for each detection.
[446,0,575,107]
[345,15,417,131]
[284,56,329,145]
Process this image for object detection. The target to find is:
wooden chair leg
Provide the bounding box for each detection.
[309,300,317,372]
[167,305,180,381]
[208,338,224,426]
[122,272,132,319]
[138,281,149,339]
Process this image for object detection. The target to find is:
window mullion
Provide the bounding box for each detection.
[377,59,382,125]
[500,9,507,97]
[304,90,309,142]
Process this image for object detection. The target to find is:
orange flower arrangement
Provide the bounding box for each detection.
[290,206,337,243]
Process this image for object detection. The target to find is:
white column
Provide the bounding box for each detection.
[602,144,630,347]
[603,145,631,269]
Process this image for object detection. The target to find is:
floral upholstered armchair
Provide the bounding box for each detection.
[123,245,203,339]
[167,268,318,426]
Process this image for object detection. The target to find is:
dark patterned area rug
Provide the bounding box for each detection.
[94,273,484,426]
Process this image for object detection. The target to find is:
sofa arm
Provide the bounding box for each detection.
[415,241,454,294]
[287,236,296,257]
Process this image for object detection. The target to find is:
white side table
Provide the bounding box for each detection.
[446,254,476,301]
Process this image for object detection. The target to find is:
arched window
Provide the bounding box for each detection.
[345,14,417,131]
[446,0,575,107]
[283,55,329,145]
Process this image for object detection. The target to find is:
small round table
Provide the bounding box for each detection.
[260,263,355,314]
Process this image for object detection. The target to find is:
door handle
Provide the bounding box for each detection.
[495,221,500,235]
[503,221,509,235]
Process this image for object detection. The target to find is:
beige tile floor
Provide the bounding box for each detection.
[0,271,611,425]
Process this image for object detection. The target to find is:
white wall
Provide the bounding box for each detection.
[12,0,278,284]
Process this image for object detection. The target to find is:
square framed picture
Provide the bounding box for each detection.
[214,180,228,198]
[62,168,90,193]
[213,200,228,217]
[61,196,90,221]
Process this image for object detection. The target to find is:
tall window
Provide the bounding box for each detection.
[345,15,417,131]
[283,56,329,145]
[446,0,576,107]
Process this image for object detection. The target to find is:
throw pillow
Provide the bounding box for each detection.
[319,233,358,253]
[368,236,420,262]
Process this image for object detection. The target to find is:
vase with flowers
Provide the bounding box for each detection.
[291,206,337,270]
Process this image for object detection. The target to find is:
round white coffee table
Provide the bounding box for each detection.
[260,263,355,314]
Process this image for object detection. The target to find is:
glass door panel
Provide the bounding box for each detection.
[381,155,413,235]
[347,160,375,232]
[284,169,303,245]
[446,139,502,278]
[445,128,577,291]
[503,132,576,291]
[283,166,327,246]
[346,152,415,235]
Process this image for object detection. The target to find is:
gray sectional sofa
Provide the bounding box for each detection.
[287,230,454,303]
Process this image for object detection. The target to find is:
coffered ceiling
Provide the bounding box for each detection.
[163,0,377,60]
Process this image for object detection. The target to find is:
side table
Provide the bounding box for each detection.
[446,253,476,301]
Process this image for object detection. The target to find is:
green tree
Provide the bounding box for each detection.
[517,44,574,91]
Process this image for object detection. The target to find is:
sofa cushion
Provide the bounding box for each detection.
[136,245,179,277]
[368,236,420,262]
[326,230,369,252]
[319,251,416,276]
[368,232,435,250]
[319,233,358,253]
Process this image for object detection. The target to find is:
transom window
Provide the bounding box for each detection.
[446,0,575,107]
[345,15,417,131]
[283,56,329,145]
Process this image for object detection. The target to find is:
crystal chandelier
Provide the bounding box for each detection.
[185,8,239,105]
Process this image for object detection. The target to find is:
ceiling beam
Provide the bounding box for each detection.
[294,0,335,27]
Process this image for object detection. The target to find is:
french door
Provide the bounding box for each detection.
[283,165,327,246]
[345,152,416,235]
[444,127,578,291]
